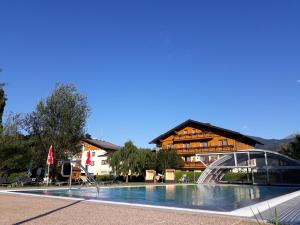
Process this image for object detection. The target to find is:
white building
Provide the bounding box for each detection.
[80,138,120,176]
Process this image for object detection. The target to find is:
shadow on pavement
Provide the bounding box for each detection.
[13,200,82,225]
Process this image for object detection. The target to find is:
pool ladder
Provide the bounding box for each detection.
[63,160,100,195]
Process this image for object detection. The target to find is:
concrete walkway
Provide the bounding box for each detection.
[0,193,262,225]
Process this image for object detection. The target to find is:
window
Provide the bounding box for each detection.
[192,129,196,134]
[219,139,228,146]
[183,130,188,135]
[167,144,173,149]
[91,161,95,166]
[183,143,190,149]
[200,142,208,147]
[92,152,95,157]
[101,160,107,165]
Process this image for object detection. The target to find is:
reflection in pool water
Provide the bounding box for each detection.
[17,184,299,212]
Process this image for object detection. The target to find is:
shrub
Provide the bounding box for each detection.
[6,172,28,183]
[221,171,248,182]
[95,174,113,181]
[175,171,201,183]
[129,175,145,182]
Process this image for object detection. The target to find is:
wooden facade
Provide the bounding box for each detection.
[149,119,262,171]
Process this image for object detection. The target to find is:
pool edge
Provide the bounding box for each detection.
[1,185,300,218]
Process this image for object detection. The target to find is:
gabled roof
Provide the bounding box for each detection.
[149,119,263,145]
[83,138,121,151]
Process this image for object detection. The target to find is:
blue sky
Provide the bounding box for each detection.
[1,1,300,147]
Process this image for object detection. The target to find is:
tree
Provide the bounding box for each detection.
[2,112,24,136]
[156,149,184,174]
[279,135,300,161]
[138,148,157,171]
[0,69,6,132]
[108,141,152,182]
[0,112,33,178]
[108,141,136,183]
[0,135,33,178]
[108,141,184,182]
[25,83,90,173]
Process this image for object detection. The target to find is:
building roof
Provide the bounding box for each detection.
[83,138,121,151]
[149,119,263,146]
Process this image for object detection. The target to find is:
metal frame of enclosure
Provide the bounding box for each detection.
[197,149,300,185]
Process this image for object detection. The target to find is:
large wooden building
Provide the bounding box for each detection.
[149,119,262,171]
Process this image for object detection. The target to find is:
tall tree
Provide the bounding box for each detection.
[108,141,151,182]
[156,149,184,174]
[0,112,33,178]
[0,69,6,132]
[25,83,90,170]
[2,112,24,136]
[108,141,184,182]
[0,135,32,178]
[279,135,300,161]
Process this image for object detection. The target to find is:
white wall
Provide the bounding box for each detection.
[81,148,113,175]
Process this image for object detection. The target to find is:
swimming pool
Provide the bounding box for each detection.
[12,184,300,213]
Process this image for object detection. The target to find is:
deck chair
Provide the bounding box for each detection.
[0,177,12,187]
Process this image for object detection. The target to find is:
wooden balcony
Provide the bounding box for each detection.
[173,145,235,155]
[173,132,215,142]
[182,162,206,170]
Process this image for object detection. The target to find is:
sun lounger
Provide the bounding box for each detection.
[16,177,33,186]
[0,177,12,187]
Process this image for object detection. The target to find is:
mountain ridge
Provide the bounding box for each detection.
[250,135,297,151]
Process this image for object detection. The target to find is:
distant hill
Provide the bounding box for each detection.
[250,135,297,151]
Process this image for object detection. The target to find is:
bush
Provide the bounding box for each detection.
[221,171,250,182]
[175,171,201,183]
[6,172,28,183]
[129,175,145,182]
[222,171,300,184]
[95,174,113,181]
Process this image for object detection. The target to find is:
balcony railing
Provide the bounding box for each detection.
[183,161,206,169]
[171,145,235,155]
[173,132,215,142]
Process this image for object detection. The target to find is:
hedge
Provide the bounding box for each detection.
[221,172,249,182]
[6,172,28,183]
[175,171,201,183]
[95,174,113,181]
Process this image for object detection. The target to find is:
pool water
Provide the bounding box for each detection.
[17,185,300,212]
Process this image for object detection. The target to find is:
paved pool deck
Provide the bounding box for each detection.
[0,193,263,225]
